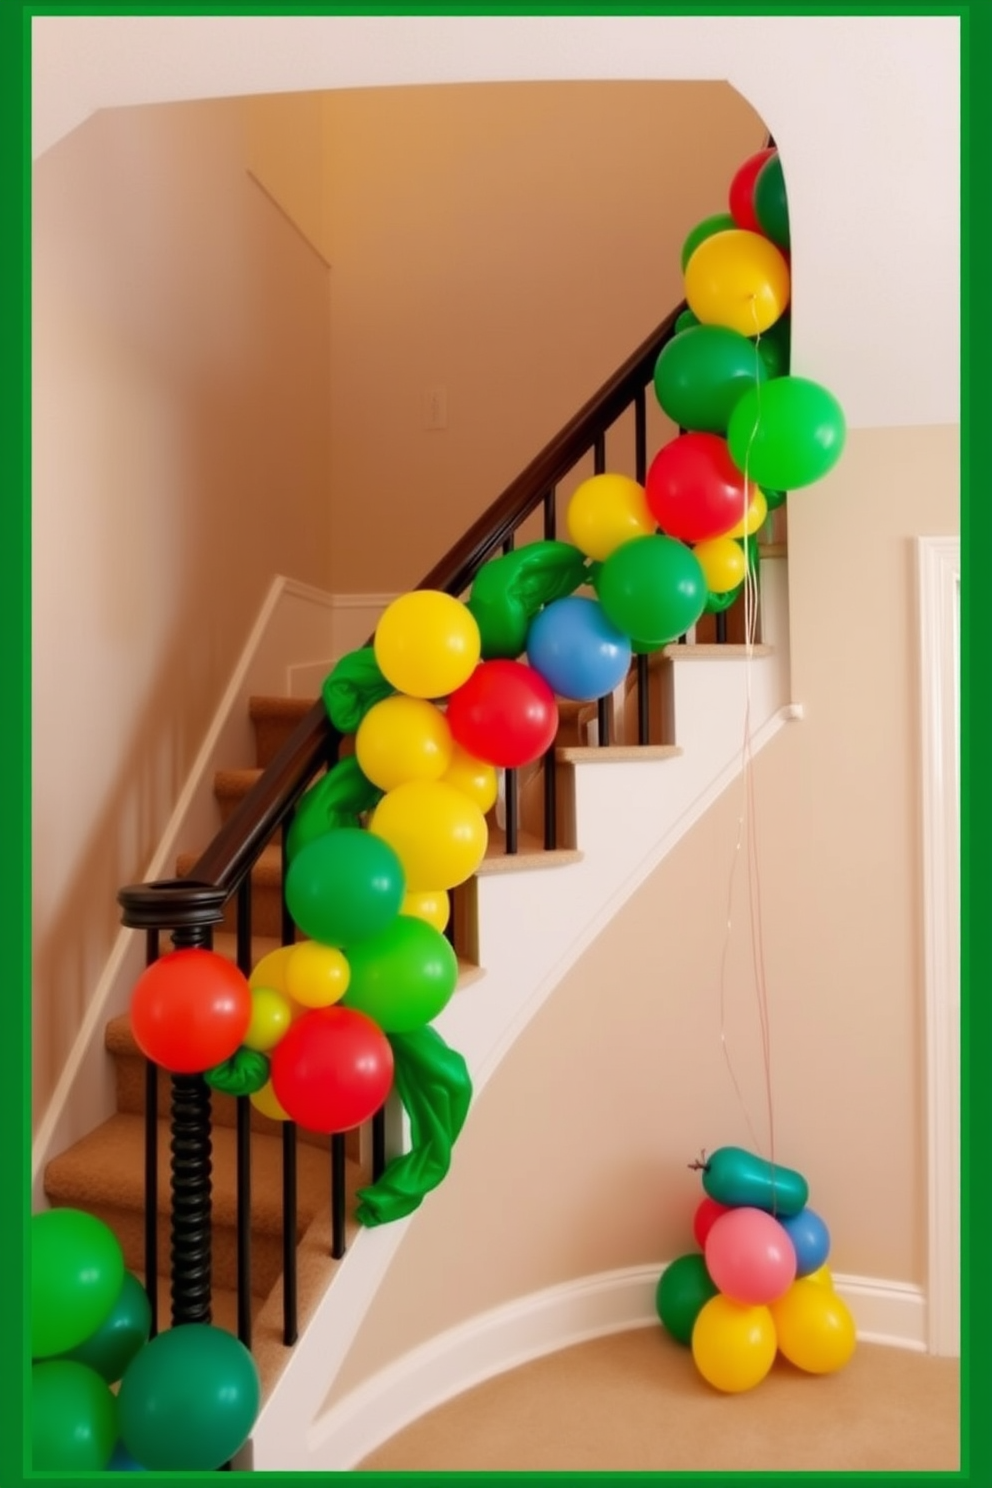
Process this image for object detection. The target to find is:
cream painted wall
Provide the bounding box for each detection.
[31,99,332,1125]
[245,91,330,262]
[328,423,959,1403]
[320,81,764,592]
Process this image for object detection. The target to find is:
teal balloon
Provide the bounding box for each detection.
[755,312,791,378]
[680,212,736,273]
[32,1360,118,1471]
[63,1270,151,1384]
[654,325,766,435]
[31,1208,125,1359]
[595,535,706,647]
[727,377,846,490]
[117,1324,260,1472]
[655,1254,719,1345]
[343,914,459,1033]
[284,827,405,946]
[753,152,790,250]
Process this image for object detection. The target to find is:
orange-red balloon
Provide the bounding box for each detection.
[130,949,252,1074]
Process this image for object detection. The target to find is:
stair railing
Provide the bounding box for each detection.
[117,294,741,1372]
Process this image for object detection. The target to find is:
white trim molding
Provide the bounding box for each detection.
[917,536,960,1357]
[301,1265,927,1471]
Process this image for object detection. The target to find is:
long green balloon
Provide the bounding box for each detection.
[286,754,384,860]
[467,540,590,659]
[322,646,394,732]
[354,1025,472,1226]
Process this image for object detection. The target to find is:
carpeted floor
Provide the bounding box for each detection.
[357,1326,959,1473]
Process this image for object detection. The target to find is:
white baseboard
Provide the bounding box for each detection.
[303,1264,928,1471]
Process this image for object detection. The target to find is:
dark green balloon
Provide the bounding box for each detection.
[205,1046,270,1097]
[595,535,706,647]
[62,1271,151,1384]
[468,541,589,661]
[680,212,736,273]
[755,312,791,378]
[655,1253,719,1346]
[284,827,404,946]
[704,583,742,615]
[342,914,459,1033]
[727,377,846,490]
[32,1360,118,1471]
[117,1324,259,1472]
[753,152,790,250]
[763,487,788,511]
[674,307,700,335]
[654,325,767,435]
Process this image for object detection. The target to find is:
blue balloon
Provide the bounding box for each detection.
[108,1440,146,1471]
[780,1207,831,1276]
[526,595,632,702]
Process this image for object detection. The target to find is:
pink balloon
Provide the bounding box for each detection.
[704,1206,797,1305]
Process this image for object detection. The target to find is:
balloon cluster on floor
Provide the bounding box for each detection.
[30,1208,259,1472]
[655,1147,856,1393]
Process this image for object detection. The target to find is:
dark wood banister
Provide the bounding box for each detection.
[143,298,687,903]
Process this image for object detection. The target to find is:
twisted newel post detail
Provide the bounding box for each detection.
[118,879,229,1331]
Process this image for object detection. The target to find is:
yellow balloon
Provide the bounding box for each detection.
[284,940,351,1008]
[370,779,488,891]
[356,694,454,792]
[248,944,295,996]
[566,473,656,562]
[250,1079,290,1122]
[691,1295,777,1393]
[374,590,481,699]
[692,535,749,594]
[805,1265,834,1289]
[243,986,294,1051]
[441,744,498,814]
[725,487,768,539]
[770,1279,856,1374]
[685,229,790,337]
[400,888,451,934]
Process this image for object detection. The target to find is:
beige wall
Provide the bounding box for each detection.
[327,422,959,1403]
[31,99,332,1125]
[321,81,765,591]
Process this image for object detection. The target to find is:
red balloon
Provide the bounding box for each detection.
[446,660,559,768]
[728,147,778,234]
[693,1196,731,1250]
[270,1006,394,1133]
[645,434,749,543]
[130,949,252,1074]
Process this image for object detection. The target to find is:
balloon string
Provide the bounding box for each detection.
[716,294,776,1171]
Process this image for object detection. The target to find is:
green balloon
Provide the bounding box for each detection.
[763,487,788,511]
[673,307,700,335]
[727,376,846,491]
[656,1254,719,1345]
[62,1270,151,1385]
[595,535,706,647]
[32,1360,118,1471]
[704,583,742,615]
[286,755,383,861]
[755,312,791,378]
[117,1323,259,1472]
[343,914,459,1033]
[468,541,589,660]
[753,151,790,250]
[205,1046,270,1097]
[284,827,405,946]
[32,1209,125,1359]
[680,212,736,273]
[654,325,767,435]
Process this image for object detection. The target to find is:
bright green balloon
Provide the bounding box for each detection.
[32,1360,118,1471]
[284,827,404,946]
[754,152,790,250]
[343,914,459,1033]
[32,1208,125,1359]
[654,325,767,435]
[727,377,846,490]
[63,1270,151,1384]
[118,1323,259,1471]
[595,535,706,647]
[656,1254,719,1345]
[680,212,736,273]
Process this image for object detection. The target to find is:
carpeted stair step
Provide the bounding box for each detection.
[250,695,320,769]
[44,1112,360,1299]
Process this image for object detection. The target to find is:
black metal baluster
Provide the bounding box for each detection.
[597,695,610,748]
[502,531,515,556]
[594,433,606,475]
[543,744,557,850]
[236,1095,252,1348]
[281,805,296,948]
[716,612,728,644]
[543,488,557,540]
[236,877,252,976]
[372,1108,387,1182]
[144,927,160,1337]
[637,653,651,745]
[282,1122,298,1345]
[331,1133,347,1260]
[168,1072,213,1326]
[634,388,648,485]
[504,769,519,854]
